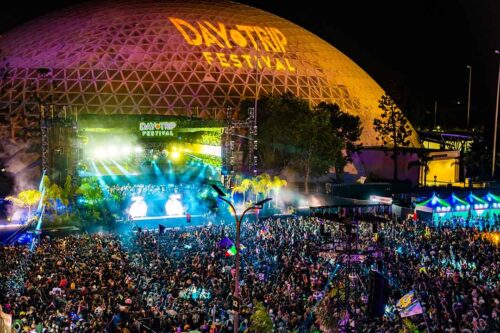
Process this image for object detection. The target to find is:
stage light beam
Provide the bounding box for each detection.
[171,151,181,160]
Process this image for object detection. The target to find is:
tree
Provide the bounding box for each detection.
[252,173,271,202]
[231,178,253,203]
[45,183,64,214]
[62,175,74,206]
[6,189,42,218]
[293,105,342,193]
[249,302,273,333]
[463,139,491,180]
[316,102,362,182]
[255,93,343,193]
[271,175,287,208]
[76,177,104,214]
[408,150,431,186]
[231,184,245,202]
[240,178,252,202]
[373,95,413,181]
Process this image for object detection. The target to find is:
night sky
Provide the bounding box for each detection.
[0,0,498,131]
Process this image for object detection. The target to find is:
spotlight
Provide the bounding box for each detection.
[171,151,181,160]
[93,148,106,159]
[121,146,132,155]
[107,146,118,157]
[134,146,143,153]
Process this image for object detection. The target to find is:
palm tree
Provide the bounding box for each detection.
[271,176,287,206]
[408,150,431,187]
[252,174,271,203]
[231,184,245,202]
[240,178,252,202]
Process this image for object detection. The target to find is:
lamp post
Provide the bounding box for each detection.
[492,51,500,178]
[211,184,271,333]
[466,65,472,130]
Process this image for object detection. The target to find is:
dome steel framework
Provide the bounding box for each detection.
[0,0,419,146]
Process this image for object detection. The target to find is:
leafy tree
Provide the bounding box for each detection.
[6,189,42,218]
[373,95,413,181]
[256,93,343,193]
[45,183,64,214]
[42,175,51,192]
[316,102,362,182]
[76,177,104,216]
[255,93,310,171]
[464,139,491,180]
[249,302,273,333]
[293,105,343,193]
[62,175,74,205]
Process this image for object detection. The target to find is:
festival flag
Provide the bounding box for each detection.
[159,224,166,234]
[225,244,246,256]
[396,291,424,318]
[218,237,233,248]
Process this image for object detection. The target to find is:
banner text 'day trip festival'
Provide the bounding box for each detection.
[169,17,295,72]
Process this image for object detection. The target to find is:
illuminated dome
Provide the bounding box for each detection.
[0,0,419,146]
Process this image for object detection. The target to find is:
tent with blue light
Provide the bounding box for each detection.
[415,194,450,222]
[415,192,500,225]
[465,193,488,218]
[446,193,470,220]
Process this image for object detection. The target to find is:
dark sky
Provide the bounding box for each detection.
[0,0,498,130]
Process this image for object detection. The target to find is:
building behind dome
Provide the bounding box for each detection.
[0,0,419,147]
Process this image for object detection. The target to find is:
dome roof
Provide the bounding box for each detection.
[0,0,419,146]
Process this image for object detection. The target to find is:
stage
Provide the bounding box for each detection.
[128,214,207,230]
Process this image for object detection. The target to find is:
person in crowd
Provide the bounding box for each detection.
[0,214,498,332]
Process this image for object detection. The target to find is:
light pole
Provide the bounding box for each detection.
[466,65,472,130]
[211,184,271,333]
[492,51,500,178]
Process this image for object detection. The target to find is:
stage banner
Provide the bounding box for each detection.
[396,291,424,318]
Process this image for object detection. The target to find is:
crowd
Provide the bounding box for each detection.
[432,214,500,231]
[0,214,499,332]
[108,184,199,198]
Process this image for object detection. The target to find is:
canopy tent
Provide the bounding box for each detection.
[464,193,488,218]
[484,193,500,209]
[415,192,499,227]
[415,194,450,213]
[414,194,449,222]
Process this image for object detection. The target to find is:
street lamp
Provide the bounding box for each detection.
[466,65,472,130]
[211,184,271,333]
[492,50,500,178]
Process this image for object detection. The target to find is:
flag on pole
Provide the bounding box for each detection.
[218,237,233,248]
[396,291,424,318]
[225,244,246,256]
[159,224,166,234]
